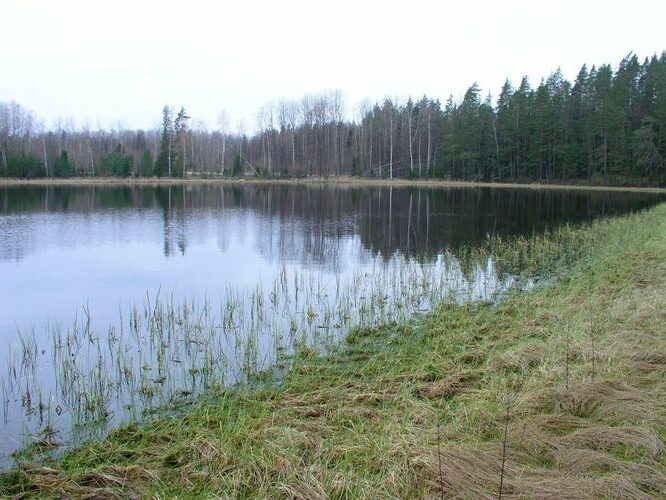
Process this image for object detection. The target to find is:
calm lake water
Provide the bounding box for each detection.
[0,183,664,464]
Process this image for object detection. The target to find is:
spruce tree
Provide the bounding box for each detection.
[173,107,190,178]
[55,151,74,177]
[155,106,173,177]
[496,80,515,179]
[140,149,154,177]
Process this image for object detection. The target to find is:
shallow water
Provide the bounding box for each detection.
[0,183,663,464]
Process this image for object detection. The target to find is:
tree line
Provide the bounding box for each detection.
[1,52,665,185]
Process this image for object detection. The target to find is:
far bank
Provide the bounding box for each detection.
[1,176,666,193]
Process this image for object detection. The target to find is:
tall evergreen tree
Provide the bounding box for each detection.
[173,107,190,178]
[496,80,515,179]
[155,105,173,177]
[513,76,533,178]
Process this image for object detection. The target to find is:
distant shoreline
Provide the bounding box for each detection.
[1,176,665,193]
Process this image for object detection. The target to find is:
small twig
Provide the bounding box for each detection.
[565,326,571,392]
[437,416,445,500]
[498,409,509,499]
[589,321,596,381]
[498,392,516,500]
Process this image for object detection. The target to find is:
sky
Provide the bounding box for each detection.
[1,0,665,132]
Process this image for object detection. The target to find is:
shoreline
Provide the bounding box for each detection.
[0,176,665,193]
[2,204,665,496]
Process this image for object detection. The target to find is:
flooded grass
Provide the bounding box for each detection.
[2,250,518,463]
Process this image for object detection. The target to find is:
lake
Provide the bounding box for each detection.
[0,183,664,464]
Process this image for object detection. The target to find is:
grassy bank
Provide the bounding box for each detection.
[1,175,666,193]
[2,205,666,497]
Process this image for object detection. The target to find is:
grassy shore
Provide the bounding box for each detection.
[2,205,666,497]
[1,175,665,193]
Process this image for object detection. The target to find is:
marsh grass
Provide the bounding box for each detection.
[2,204,666,497]
[2,242,517,462]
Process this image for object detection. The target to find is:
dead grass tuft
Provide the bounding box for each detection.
[516,476,653,500]
[553,446,666,489]
[9,465,159,499]
[417,371,471,398]
[264,425,322,455]
[412,444,502,498]
[415,442,664,499]
[78,464,161,491]
[279,471,327,500]
[526,379,655,423]
[630,350,666,368]
[564,426,665,459]
[490,343,548,372]
[534,414,588,435]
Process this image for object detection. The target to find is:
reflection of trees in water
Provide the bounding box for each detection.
[250,186,361,269]
[0,184,663,264]
[154,186,188,258]
[358,187,664,260]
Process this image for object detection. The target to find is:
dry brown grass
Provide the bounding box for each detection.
[525,379,657,423]
[490,343,549,372]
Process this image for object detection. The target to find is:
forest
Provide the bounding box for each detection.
[1,52,665,185]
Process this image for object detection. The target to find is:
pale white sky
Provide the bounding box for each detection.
[1,0,664,132]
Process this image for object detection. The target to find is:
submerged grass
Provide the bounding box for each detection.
[2,204,666,497]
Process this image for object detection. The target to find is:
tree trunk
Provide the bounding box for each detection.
[291,130,295,172]
[389,114,394,179]
[42,138,49,177]
[221,135,226,175]
[427,113,431,175]
[0,142,7,176]
[87,141,95,176]
[168,133,172,177]
[408,111,414,174]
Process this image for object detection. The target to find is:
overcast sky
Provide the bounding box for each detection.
[1,0,664,132]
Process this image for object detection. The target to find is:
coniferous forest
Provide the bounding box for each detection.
[1,52,666,185]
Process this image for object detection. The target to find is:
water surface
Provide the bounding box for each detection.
[0,183,663,463]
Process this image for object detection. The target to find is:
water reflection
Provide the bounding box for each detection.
[1,184,663,263]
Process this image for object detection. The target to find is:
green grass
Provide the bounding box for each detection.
[2,204,666,498]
